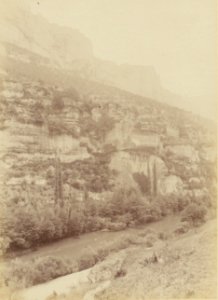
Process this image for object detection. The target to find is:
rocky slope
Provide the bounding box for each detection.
[0,72,216,208]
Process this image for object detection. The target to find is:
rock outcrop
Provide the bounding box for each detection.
[158,175,184,196]
[110,151,168,195]
[0,73,215,205]
[0,4,93,65]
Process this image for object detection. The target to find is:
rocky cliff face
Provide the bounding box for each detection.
[0,74,215,204]
[0,5,170,104]
[0,5,93,66]
[70,59,163,101]
[0,6,216,206]
[1,4,215,119]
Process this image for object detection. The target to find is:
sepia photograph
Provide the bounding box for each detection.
[0,0,217,299]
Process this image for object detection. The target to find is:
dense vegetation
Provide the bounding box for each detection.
[64,156,117,192]
[4,234,139,289]
[0,183,212,255]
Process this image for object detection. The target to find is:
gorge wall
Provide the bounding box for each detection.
[0,4,176,105]
[0,3,216,207]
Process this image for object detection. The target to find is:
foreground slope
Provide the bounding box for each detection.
[10,218,217,300]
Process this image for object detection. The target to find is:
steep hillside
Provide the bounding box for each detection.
[0,75,215,195]
[1,3,216,119]
[0,3,93,64]
[0,72,216,255]
[0,4,177,104]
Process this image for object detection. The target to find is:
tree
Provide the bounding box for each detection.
[153,160,157,196]
[147,159,151,195]
[52,97,65,111]
[133,172,150,194]
[54,154,63,204]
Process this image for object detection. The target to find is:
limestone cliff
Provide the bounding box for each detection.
[0,5,170,104]
[0,5,93,66]
[0,74,215,203]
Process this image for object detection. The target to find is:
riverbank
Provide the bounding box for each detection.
[8,218,217,300]
[3,215,180,264]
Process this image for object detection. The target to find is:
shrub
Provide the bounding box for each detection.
[174,221,190,235]
[107,222,126,231]
[114,213,132,226]
[83,216,104,232]
[78,253,97,270]
[128,220,137,227]
[33,256,74,282]
[52,97,65,111]
[115,268,127,278]
[96,247,110,261]
[5,256,77,288]
[140,215,156,224]
[10,237,31,250]
[158,231,169,240]
[181,203,207,226]
[48,119,68,135]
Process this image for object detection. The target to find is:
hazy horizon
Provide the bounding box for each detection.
[32,1,217,99]
[1,0,217,119]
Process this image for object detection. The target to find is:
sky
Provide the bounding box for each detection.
[4,0,218,101]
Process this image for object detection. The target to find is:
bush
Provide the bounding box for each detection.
[114,213,133,226]
[78,253,97,270]
[115,268,127,278]
[5,256,76,288]
[138,206,162,224]
[158,231,169,240]
[48,119,68,135]
[174,222,190,235]
[83,216,104,232]
[52,97,65,111]
[96,247,110,261]
[32,257,74,284]
[107,222,126,231]
[181,203,207,226]
[11,237,31,249]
